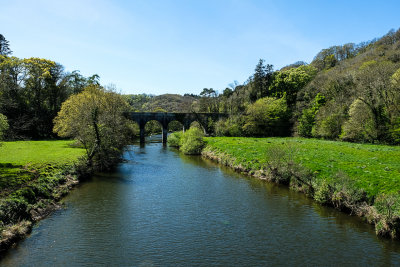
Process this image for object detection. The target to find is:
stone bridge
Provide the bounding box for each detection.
[125,112,228,144]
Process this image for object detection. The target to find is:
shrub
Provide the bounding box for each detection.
[374,193,400,238]
[179,127,205,155]
[0,198,30,225]
[167,131,183,147]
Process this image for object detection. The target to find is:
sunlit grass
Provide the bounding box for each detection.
[205,137,400,197]
[0,140,85,194]
[0,140,85,166]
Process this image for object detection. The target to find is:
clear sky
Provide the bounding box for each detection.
[1,0,399,95]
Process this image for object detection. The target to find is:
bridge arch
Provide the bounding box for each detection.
[125,112,228,145]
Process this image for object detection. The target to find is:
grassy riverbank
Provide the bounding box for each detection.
[203,137,400,238]
[0,140,85,253]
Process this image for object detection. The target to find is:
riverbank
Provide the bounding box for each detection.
[202,137,400,239]
[0,140,85,254]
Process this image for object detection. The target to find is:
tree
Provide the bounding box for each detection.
[249,59,273,102]
[0,34,12,56]
[0,113,8,141]
[297,93,325,137]
[53,85,133,170]
[341,99,376,142]
[199,88,219,112]
[243,96,289,137]
[356,60,397,141]
[269,65,317,107]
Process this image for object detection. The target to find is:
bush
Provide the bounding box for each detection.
[374,193,400,238]
[179,127,205,155]
[167,131,183,147]
[0,198,30,225]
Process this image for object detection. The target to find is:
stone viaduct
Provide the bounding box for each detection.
[125,112,228,145]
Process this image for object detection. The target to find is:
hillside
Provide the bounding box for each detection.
[212,28,400,144]
[124,93,198,112]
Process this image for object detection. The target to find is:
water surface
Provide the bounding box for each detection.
[2,138,400,266]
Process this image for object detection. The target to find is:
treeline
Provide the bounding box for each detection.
[0,34,136,170]
[2,28,400,146]
[181,28,400,144]
[0,34,102,140]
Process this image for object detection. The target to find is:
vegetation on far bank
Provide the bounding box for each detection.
[203,137,400,238]
[168,127,205,155]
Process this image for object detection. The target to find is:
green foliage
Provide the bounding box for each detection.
[0,113,9,140]
[374,193,400,238]
[313,112,345,139]
[53,85,133,170]
[167,131,183,147]
[341,99,377,142]
[0,34,12,56]
[249,59,274,102]
[179,127,205,155]
[269,65,317,106]
[243,96,289,137]
[298,93,325,137]
[0,54,99,139]
[215,115,244,137]
[0,198,29,225]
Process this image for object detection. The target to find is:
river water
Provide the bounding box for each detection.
[2,137,400,266]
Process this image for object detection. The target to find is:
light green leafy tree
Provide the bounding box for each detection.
[269,65,317,106]
[53,85,134,170]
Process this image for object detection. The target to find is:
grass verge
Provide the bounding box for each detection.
[0,140,85,254]
[203,137,400,239]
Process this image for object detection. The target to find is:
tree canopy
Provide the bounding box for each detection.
[53,85,134,169]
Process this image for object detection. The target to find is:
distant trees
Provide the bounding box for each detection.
[297,93,325,137]
[269,65,317,106]
[0,34,12,56]
[199,88,219,113]
[0,52,99,139]
[53,85,134,169]
[0,113,8,140]
[249,59,274,102]
[243,96,289,137]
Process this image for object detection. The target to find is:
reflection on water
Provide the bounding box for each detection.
[1,137,400,266]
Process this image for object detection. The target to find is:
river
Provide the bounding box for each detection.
[2,137,400,266]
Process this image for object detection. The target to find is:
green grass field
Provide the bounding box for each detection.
[0,140,85,166]
[0,140,85,196]
[205,137,400,197]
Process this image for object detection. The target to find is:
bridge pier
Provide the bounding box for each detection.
[139,123,145,145]
[126,112,228,146]
[162,125,168,145]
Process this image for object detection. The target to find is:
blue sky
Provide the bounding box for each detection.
[1,0,399,95]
